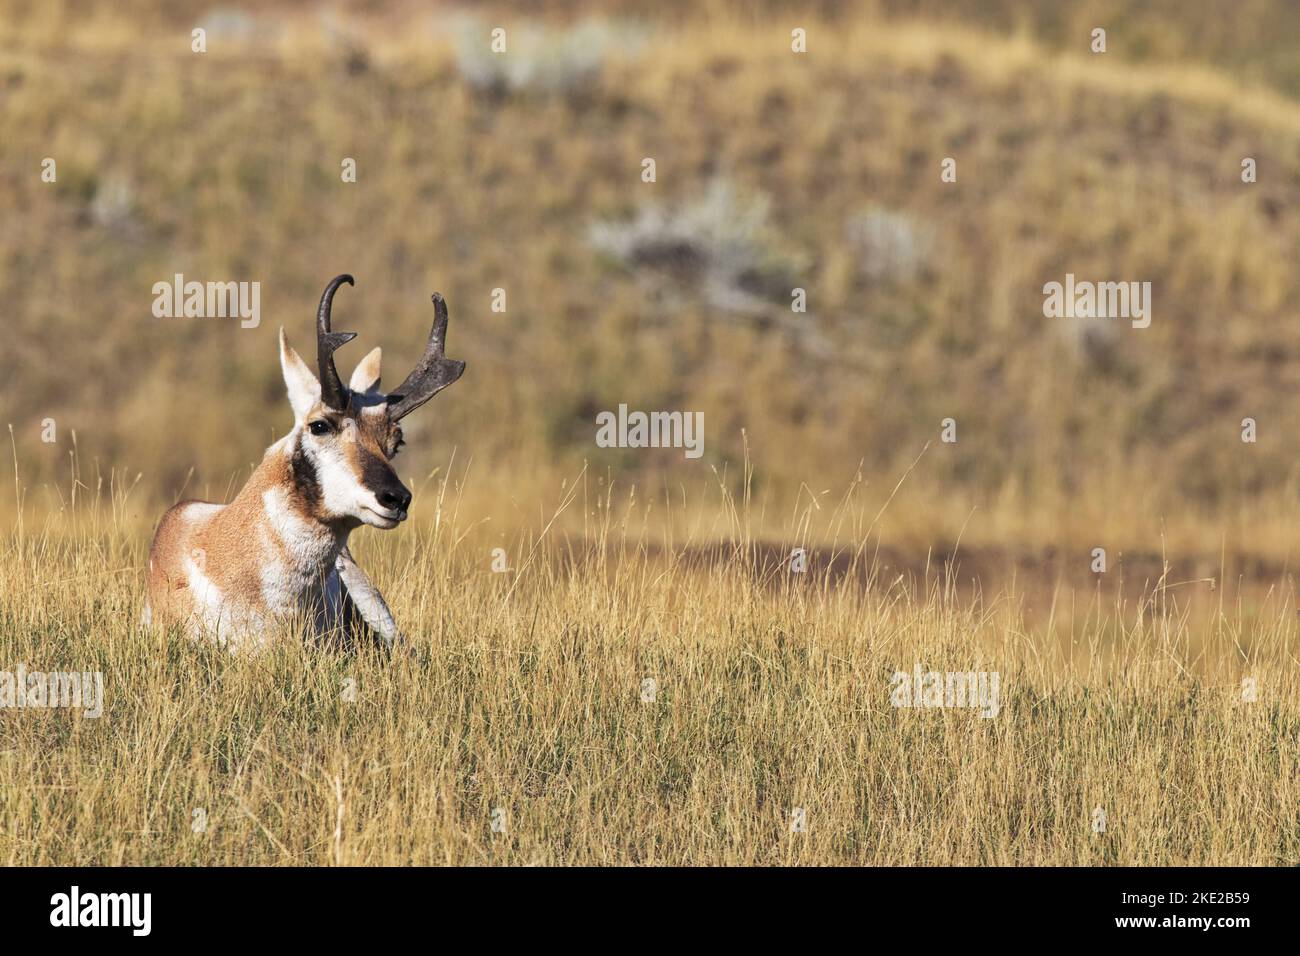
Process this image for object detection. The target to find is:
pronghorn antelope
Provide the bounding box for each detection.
[144,274,465,651]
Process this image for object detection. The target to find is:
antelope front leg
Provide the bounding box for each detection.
[335,546,404,650]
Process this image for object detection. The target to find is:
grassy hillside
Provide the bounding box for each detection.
[5,5,1300,565]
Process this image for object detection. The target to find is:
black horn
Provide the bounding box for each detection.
[316,274,357,410]
[386,292,466,420]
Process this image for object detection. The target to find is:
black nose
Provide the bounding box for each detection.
[377,486,412,513]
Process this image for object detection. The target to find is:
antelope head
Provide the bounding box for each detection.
[278,274,466,530]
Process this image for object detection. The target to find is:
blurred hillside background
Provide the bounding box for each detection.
[5,0,1300,562]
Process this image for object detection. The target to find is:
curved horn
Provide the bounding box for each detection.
[386,292,466,420]
[316,274,357,410]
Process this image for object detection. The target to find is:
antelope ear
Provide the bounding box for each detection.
[279,328,321,421]
[348,346,383,395]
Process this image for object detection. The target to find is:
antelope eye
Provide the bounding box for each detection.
[308,420,331,436]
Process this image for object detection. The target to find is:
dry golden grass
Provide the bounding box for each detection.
[0,455,1295,866]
